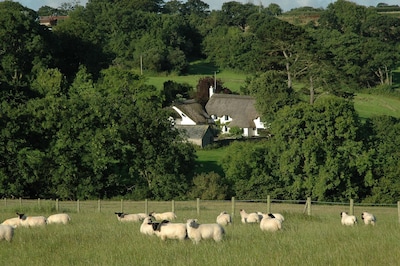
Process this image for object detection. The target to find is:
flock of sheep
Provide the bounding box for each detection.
[0,209,377,243]
[0,212,71,242]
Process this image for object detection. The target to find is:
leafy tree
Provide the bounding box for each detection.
[188,172,228,200]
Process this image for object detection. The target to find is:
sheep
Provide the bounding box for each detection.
[140,216,157,236]
[186,219,225,244]
[260,213,282,232]
[47,213,71,225]
[216,211,232,226]
[1,217,21,228]
[149,211,177,221]
[152,220,187,241]
[0,224,14,242]
[115,212,143,222]
[137,213,148,220]
[16,213,47,227]
[257,212,285,223]
[340,212,357,226]
[361,211,376,226]
[239,209,260,223]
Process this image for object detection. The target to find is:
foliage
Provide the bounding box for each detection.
[188,171,228,200]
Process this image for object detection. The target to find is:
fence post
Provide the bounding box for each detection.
[231,197,235,218]
[19,197,22,208]
[307,197,311,216]
[77,199,80,213]
[120,199,123,212]
[38,198,41,208]
[196,198,200,216]
[172,200,175,213]
[4,198,6,207]
[56,199,59,212]
[349,199,354,216]
[145,199,148,215]
[98,199,101,212]
[266,195,271,213]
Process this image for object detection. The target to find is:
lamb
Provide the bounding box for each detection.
[216,211,232,226]
[1,217,21,228]
[152,220,187,241]
[0,224,14,242]
[361,211,376,226]
[259,213,282,232]
[47,213,71,225]
[239,209,260,223]
[340,212,357,226]
[257,212,285,223]
[140,216,157,236]
[115,212,143,222]
[149,211,177,221]
[16,213,47,227]
[186,219,225,244]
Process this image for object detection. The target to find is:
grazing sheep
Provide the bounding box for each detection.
[115,212,143,222]
[152,220,187,241]
[257,212,285,223]
[216,211,232,226]
[137,213,148,220]
[361,211,376,226]
[47,213,71,225]
[239,209,260,223]
[1,217,21,228]
[16,213,47,227]
[340,212,357,226]
[149,211,177,221]
[186,219,225,244]
[260,213,282,232]
[0,224,14,242]
[140,216,157,236]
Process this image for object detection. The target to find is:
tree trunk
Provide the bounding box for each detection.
[309,76,314,105]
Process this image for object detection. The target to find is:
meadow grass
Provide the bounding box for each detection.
[354,93,400,119]
[1,200,399,265]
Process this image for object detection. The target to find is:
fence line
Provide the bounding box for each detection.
[2,197,400,223]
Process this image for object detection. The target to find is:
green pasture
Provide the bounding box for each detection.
[354,93,400,119]
[195,147,228,175]
[146,61,246,93]
[1,200,399,265]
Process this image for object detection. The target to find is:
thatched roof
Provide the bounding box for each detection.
[205,94,259,128]
[175,125,212,140]
[173,100,211,124]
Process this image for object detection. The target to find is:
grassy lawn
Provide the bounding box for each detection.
[194,147,228,176]
[1,200,399,265]
[354,93,400,119]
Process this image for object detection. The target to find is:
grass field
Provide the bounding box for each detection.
[354,93,400,119]
[1,200,399,265]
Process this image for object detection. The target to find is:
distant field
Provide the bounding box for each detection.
[354,93,400,119]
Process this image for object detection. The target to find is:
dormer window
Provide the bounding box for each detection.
[224,115,229,120]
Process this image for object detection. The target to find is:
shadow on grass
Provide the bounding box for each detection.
[188,61,218,76]
[195,161,224,176]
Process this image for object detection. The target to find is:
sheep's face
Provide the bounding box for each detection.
[340,212,347,217]
[115,212,124,218]
[187,219,199,228]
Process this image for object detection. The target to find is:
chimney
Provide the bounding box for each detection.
[209,86,214,98]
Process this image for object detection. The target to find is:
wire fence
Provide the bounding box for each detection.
[1,196,399,223]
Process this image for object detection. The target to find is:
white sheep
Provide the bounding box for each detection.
[216,211,232,226]
[260,214,282,232]
[1,217,21,228]
[0,224,14,242]
[137,213,148,220]
[16,213,47,227]
[257,212,285,223]
[47,213,71,225]
[115,212,143,222]
[153,221,187,241]
[186,219,225,244]
[149,211,177,221]
[340,212,357,226]
[239,209,260,223]
[140,216,156,236]
[361,211,376,225]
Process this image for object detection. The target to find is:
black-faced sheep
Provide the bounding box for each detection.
[47,213,71,225]
[340,212,357,226]
[186,219,225,244]
[0,224,14,242]
[152,220,187,241]
[149,211,177,221]
[259,213,282,232]
[361,211,376,225]
[115,212,143,222]
[16,213,47,227]
[140,216,157,236]
[239,209,260,223]
[216,211,232,226]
